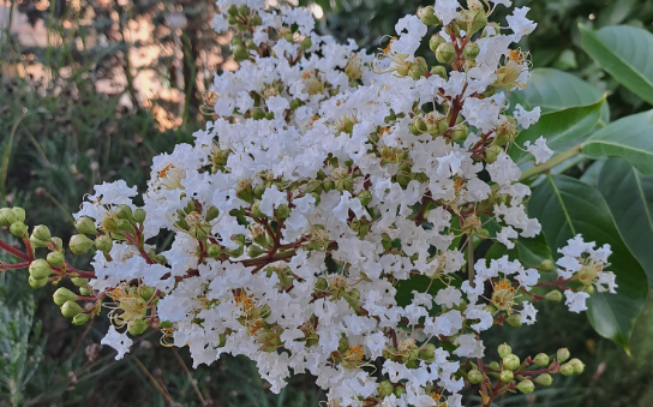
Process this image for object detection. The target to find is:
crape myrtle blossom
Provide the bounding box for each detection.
[1,1,617,407]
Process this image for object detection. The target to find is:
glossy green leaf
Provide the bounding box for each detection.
[582,110,653,174]
[528,175,648,350]
[511,97,605,164]
[509,68,609,124]
[598,157,653,287]
[580,25,653,106]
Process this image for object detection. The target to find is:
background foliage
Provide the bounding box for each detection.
[1,0,652,406]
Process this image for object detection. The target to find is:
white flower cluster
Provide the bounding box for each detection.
[77,1,618,406]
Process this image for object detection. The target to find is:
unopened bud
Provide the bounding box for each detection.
[95,234,113,253]
[75,217,97,235]
[419,343,436,361]
[429,34,446,52]
[468,369,483,384]
[410,117,428,135]
[485,145,503,163]
[499,370,514,383]
[420,6,442,25]
[300,37,312,50]
[314,277,328,291]
[506,313,522,328]
[115,204,133,221]
[133,208,146,224]
[207,244,222,258]
[275,204,290,220]
[31,225,51,242]
[535,373,553,386]
[435,42,456,64]
[463,42,480,60]
[516,379,534,394]
[251,201,264,219]
[430,65,448,79]
[54,287,79,306]
[539,259,555,272]
[451,124,469,142]
[545,290,563,302]
[47,251,65,267]
[377,380,394,397]
[69,234,93,255]
[559,363,574,376]
[129,318,148,336]
[498,343,512,358]
[227,4,238,17]
[72,277,89,287]
[233,45,248,62]
[557,348,570,363]
[408,57,428,80]
[29,259,52,279]
[12,207,25,222]
[357,190,372,207]
[503,354,521,371]
[140,286,156,301]
[28,275,48,289]
[247,245,266,258]
[206,206,220,222]
[533,353,549,367]
[393,386,406,397]
[29,236,48,248]
[61,300,84,318]
[0,207,16,226]
[10,222,27,238]
[72,313,91,326]
[569,358,585,375]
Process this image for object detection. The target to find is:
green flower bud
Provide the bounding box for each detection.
[115,205,133,221]
[498,343,512,358]
[468,369,483,384]
[61,300,84,318]
[207,244,222,258]
[72,277,89,287]
[569,358,585,375]
[533,353,550,367]
[29,236,49,248]
[545,290,563,302]
[10,222,27,238]
[463,42,480,60]
[238,5,248,17]
[429,34,446,52]
[12,207,25,222]
[31,225,51,242]
[451,124,469,142]
[506,313,522,328]
[485,145,503,163]
[408,57,428,80]
[435,43,456,64]
[117,219,134,232]
[583,284,595,295]
[47,251,65,267]
[0,207,16,226]
[189,225,208,241]
[322,179,335,192]
[237,181,255,204]
[300,37,312,50]
[314,277,328,291]
[357,190,372,207]
[485,361,501,371]
[377,380,394,397]
[75,217,97,235]
[430,65,448,79]
[139,286,156,301]
[393,386,406,397]
[101,217,117,232]
[535,373,553,386]
[420,5,442,25]
[133,208,146,224]
[559,363,574,376]
[95,234,113,253]
[72,313,91,326]
[503,354,521,371]
[28,275,48,289]
[516,379,535,394]
[54,287,79,306]
[557,348,570,363]
[233,45,248,62]
[499,370,514,383]
[79,287,90,295]
[338,336,349,354]
[250,14,262,26]
[251,201,264,219]
[129,318,148,336]
[410,117,428,135]
[276,204,290,220]
[206,206,220,222]
[51,237,63,251]
[29,259,52,279]
[539,259,555,272]
[247,245,266,258]
[69,234,93,255]
[419,343,436,361]
[227,4,238,17]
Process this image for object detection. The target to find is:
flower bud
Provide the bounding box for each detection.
[51,237,63,251]
[435,43,456,64]
[117,219,134,232]
[569,358,585,375]
[28,275,48,289]
[233,45,248,62]
[408,57,428,80]
[29,236,49,248]
[357,190,372,207]
[498,343,512,358]
[54,287,79,306]
[61,300,84,318]
[101,217,117,232]
[503,354,520,371]
[535,373,553,386]
[377,380,394,397]
[458,8,487,36]
[227,4,238,16]
[251,201,264,219]
[451,124,469,142]
[539,259,555,272]
[0,207,16,226]
[345,56,363,81]
[545,290,563,302]
[429,34,446,52]
[499,370,514,383]
[29,259,52,279]
[75,217,97,235]
[533,353,549,367]
[393,386,406,397]
[95,234,113,253]
[129,318,148,336]
[583,284,595,295]
[430,65,448,79]
[468,369,483,384]
[47,251,65,267]
[314,277,328,291]
[485,145,503,163]
[31,225,51,242]
[139,286,156,301]
[72,313,91,326]
[133,208,146,224]
[410,117,428,135]
[72,277,89,287]
[237,180,255,204]
[419,343,436,361]
[338,336,349,354]
[300,37,312,51]
[12,207,25,222]
[485,361,501,371]
[69,234,93,255]
[463,42,480,60]
[516,379,534,394]
[115,204,133,221]
[276,204,290,220]
[10,222,27,238]
[559,363,574,376]
[420,6,442,25]
[557,348,570,363]
[207,244,222,258]
[505,313,522,328]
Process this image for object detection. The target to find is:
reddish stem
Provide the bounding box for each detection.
[0,239,29,261]
[0,261,30,271]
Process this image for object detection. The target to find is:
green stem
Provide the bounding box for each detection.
[468,235,475,286]
[519,145,582,182]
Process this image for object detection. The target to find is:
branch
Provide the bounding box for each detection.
[518,145,582,182]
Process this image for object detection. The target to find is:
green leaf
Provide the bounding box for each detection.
[484,234,552,269]
[582,110,653,174]
[511,97,605,164]
[528,175,648,350]
[580,25,653,106]
[598,158,653,288]
[395,275,462,315]
[509,68,609,124]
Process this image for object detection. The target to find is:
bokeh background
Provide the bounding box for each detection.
[1,0,652,406]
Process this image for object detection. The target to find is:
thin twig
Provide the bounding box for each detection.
[172,348,207,406]
[132,356,176,404]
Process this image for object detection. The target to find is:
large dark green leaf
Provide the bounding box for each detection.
[528,175,648,350]
[598,158,653,288]
[511,98,604,164]
[580,25,653,106]
[509,68,609,124]
[582,110,653,174]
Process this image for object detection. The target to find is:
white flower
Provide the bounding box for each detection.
[434,0,460,25]
[519,301,537,325]
[506,7,537,42]
[513,104,540,129]
[101,326,133,360]
[524,136,553,164]
[564,290,591,313]
[434,286,462,309]
[497,226,518,249]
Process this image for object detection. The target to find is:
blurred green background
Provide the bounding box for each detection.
[0,0,652,406]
